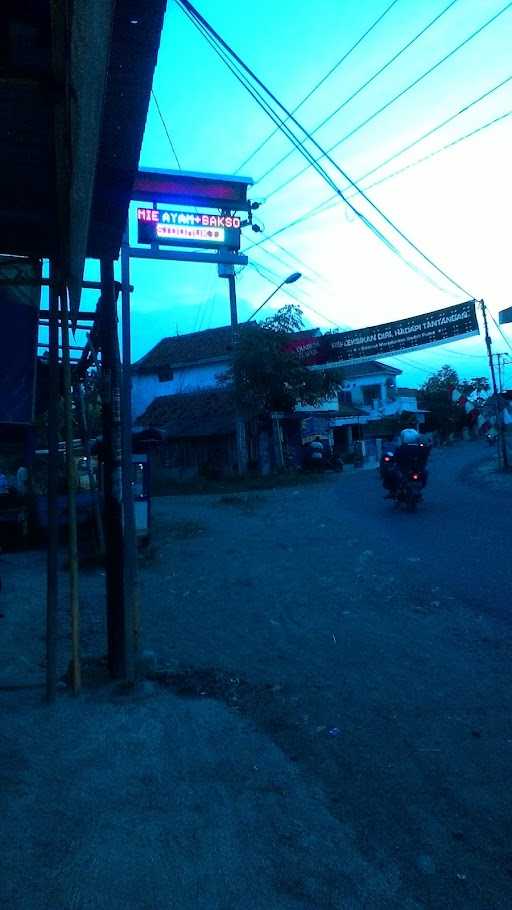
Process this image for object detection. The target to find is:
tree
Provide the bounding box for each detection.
[459,376,490,397]
[224,305,343,415]
[418,365,465,438]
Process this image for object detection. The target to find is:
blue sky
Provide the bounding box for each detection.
[126,0,512,387]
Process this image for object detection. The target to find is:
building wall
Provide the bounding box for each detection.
[295,396,338,413]
[349,374,395,408]
[132,360,229,419]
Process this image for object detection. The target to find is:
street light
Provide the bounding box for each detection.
[247,271,302,322]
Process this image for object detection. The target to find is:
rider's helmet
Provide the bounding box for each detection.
[400,428,420,445]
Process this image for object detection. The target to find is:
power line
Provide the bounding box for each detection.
[487,307,512,354]
[443,348,488,359]
[263,1,512,202]
[177,0,477,300]
[258,0,461,187]
[243,259,487,375]
[151,90,182,168]
[234,0,401,174]
[246,260,342,328]
[356,107,512,194]
[263,73,512,204]
[178,4,342,196]
[244,97,512,258]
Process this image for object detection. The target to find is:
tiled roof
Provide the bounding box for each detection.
[133,326,234,372]
[136,388,238,438]
[396,387,419,397]
[341,360,401,378]
[133,324,323,373]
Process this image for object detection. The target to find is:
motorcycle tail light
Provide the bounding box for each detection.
[384,456,391,462]
[412,473,419,481]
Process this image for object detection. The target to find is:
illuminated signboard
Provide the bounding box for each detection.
[137,208,241,250]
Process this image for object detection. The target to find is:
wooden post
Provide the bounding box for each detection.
[60,290,81,694]
[46,265,60,702]
[100,258,126,678]
[121,228,137,678]
[76,382,105,557]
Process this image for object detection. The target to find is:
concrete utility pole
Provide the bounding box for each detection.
[481,300,508,470]
[221,265,248,474]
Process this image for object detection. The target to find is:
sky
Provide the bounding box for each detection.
[125,0,512,388]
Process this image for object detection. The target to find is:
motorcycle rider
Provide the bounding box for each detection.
[383,428,429,498]
[304,435,325,471]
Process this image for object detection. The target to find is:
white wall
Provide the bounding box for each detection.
[132,359,230,420]
[396,394,418,411]
[350,375,389,408]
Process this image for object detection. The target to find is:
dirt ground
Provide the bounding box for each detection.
[1,442,511,909]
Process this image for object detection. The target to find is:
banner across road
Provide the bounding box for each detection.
[288,301,480,368]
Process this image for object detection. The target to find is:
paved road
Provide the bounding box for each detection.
[141,441,512,908]
[2,441,511,909]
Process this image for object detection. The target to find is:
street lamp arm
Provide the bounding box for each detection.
[247,272,302,322]
[247,282,284,322]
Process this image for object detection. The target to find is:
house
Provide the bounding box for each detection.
[133,327,426,476]
[132,326,234,421]
[136,387,240,480]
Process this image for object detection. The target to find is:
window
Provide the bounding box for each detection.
[362,384,381,406]
[338,390,353,407]
[157,366,174,382]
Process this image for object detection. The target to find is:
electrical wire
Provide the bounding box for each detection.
[263,73,512,203]
[487,307,512,354]
[234,0,401,174]
[177,2,449,299]
[151,90,182,168]
[177,0,478,299]
[257,0,461,186]
[244,259,487,376]
[354,107,512,194]
[178,4,342,196]
[245,259,342,327]
[263,2,512,201]
[244,98,512,258]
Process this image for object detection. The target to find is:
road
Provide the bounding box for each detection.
[141,441,512,908]
[2,440,511,909]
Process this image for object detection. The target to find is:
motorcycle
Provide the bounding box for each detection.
[394,469,424,512]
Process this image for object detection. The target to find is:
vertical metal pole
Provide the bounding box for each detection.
[100,257,126,678]
[228,272,247,474]
[481,300,507,470]
[121,227,137,678]
[60,290,81,694]
[46,265,59,702]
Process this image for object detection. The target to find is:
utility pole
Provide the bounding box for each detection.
[481,300,508,470]
[220,264,247,474]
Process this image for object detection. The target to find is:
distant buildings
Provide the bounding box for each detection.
[132,325,426,478]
